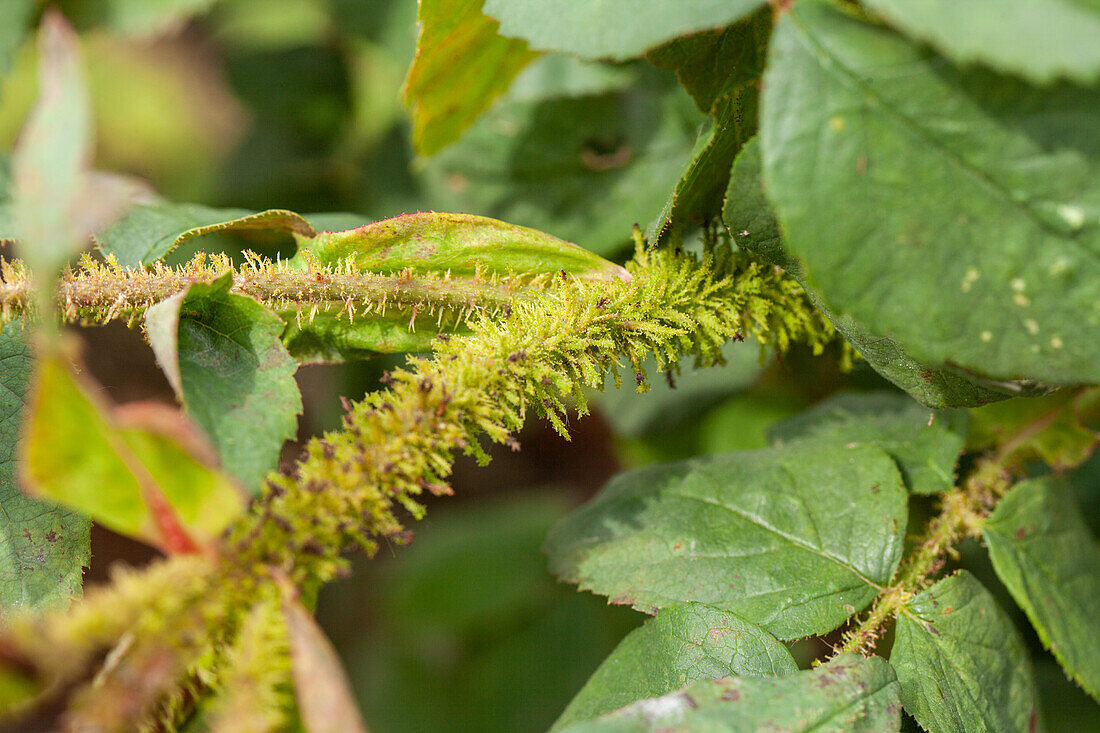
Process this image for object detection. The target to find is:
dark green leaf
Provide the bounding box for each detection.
[545,441,908,639]
[724,136,1010,409]
[420,72,700,257]
[769,391,967,495]
[646,90,757,244]
[762,0,1100,385]
[146,274,302,495]
[891,570,1043,732]
[984,477,1100,702]
[0,321,88,614]
[404,0,538,155]
[483,0,767,61]
[96,203,317,268]
[19,350,244,554]
[863,0,1100,85]
[647,11,771,115]
[552,603,796,730]
[557,654,901,733]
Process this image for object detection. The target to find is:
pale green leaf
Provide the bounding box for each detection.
[19,350,244,553]
[552,603,797,730]
[404,0,538,155]
[0,321,88,614]
[761,0,1100,385]
[724,136,1011,409]
[863,0,1100,85]
[892,570,1043,732]
[10,11,91,279]
[545,441,908,640]
[484,0,767,61]
[984,477,1100,702]
[292,211,629,281]
[769,391,967,495]
[557,654,901,733]
[0,0,33,77]
[146,274,302,495]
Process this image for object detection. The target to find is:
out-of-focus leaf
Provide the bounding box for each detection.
[10,11,92,279]
[984,478,1100,701]
[0,0,33,77]
[968,389,1100,471]
[483,0,767,62]
[0,32,247,203]
[96,203,317,267]
[761,0,1100,386]
[146,274,302,495]
[293,211,630,280]
[723,136,1010,409]
[545,440,908,640]
[99,0,218,36]
[507,56,638,102]
[283,591,368,733]
[404,0,538,155]
[769,391,968,495]
[19,348,244,554]
[421,75,700,257]
[862,0,1100,85]
[647,11,770,114]
[557,654,900,733]
[329,493,640,733]
[891,571,1043,732]
[0,321,88,614]
[551,603,797,730]
[594,340,765,439]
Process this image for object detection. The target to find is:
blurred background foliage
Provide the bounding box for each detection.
[0,1,1097,730]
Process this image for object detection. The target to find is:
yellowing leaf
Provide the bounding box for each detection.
[404,0,538,155]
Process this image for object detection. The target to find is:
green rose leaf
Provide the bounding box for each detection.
[863,0,1100,85]
[983,477,1100,701]
[96,203,319,268]
[769,391,968,495]
[483,0,766,62]
[19,348,245,554]
[724,136,1011,409]
[557,654,900,733]
[647,11,770,115]
[646,90,757,244]
[0,321,88,615]
[891,570,1043,732]
[404,0,538,155]
[146,273,303,495]
[761,0,1100,386]
[545,441,908,640]
[552,603,797,730]
[420,76,700,257]
[292,211,629,281]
